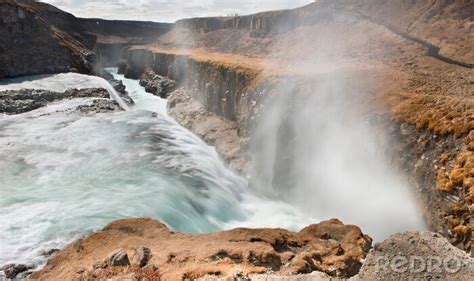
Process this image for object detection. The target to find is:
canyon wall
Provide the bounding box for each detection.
[0,0,92,77]
[0,0,172,78]
[162,0,473,65]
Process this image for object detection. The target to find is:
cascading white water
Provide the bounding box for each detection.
[87,76,130,111]
[0,70,314,269]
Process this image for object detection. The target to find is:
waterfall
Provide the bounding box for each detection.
[250,74,426,240]
[0,70,314,269]
[87,76,130,111]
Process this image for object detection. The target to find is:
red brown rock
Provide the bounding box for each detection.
[30,218,372,280]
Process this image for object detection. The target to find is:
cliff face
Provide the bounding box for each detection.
[0,0,92,77]
[0,0,172,77]
[82,19,172,66]
[170,0,473,64]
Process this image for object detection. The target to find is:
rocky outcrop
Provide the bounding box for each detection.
[139,68,177,98]
[30,218,372,280]
[76,99,122,114]
[168,88,249,173]
[124,48,261,126]
[0,264,32,279]
[0,88,119,114]
[353,231,474,280]
[123,48,264,174]
[388,122,473,254]
[85,20,172,67]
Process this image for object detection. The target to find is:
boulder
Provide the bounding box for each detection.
[106,249,130,267]
[117,60,128,74]
[353,231,474,280]
[131,246,152,267]
[139,68,177,98]
[0,264,31,279]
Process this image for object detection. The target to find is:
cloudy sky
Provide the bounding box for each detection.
[40,0,313,23]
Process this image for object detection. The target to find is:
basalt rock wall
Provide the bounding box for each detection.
[0,0,172,78]
[125,48,262,126]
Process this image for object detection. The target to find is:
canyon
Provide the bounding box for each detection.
[0,0,473,280]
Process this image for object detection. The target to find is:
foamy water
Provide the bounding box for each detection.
[0,70,315,269]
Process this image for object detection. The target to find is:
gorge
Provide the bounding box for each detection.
[0,0,473,280]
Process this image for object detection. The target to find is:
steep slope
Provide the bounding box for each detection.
[0,0,93,77]
[0,0,172,78]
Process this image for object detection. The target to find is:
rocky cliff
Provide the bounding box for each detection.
[0,0,171,78]
[0,0,92,77]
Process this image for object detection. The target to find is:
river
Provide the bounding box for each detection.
[0,69,313,269]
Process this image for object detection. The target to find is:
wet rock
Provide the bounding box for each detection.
[118,93,135,105]
[106,248,130,267]
[109,79,126,95]
[40,248,60,257]
[131,246,152,267]
[124,64,145,79]
[0,88,111,114]
[140,68,177,98]
[0,264,31,279]
[97,69,115,81]
[77,99,122,114]
[117,60,128,74]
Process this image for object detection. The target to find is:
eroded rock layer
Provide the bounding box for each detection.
[0,88,115,114]
[30,218,372,280]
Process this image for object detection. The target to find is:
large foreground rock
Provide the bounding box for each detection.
[30,218,372,280]
[353,231,474,280]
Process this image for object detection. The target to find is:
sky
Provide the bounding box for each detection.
[40,0,313,23]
